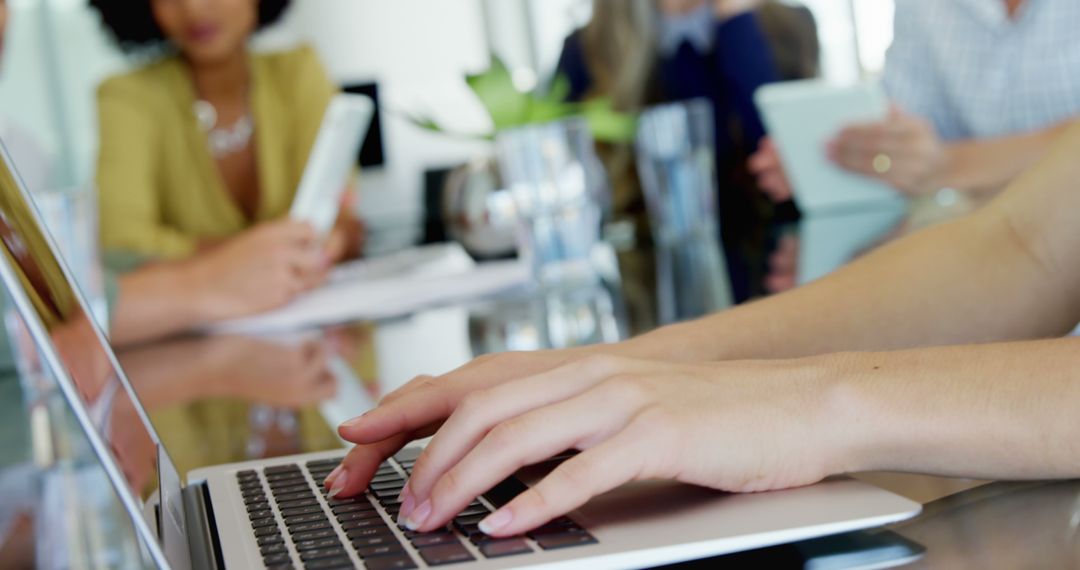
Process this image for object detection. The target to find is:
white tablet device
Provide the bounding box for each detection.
[755,80,903,213]
[290,93,374,236]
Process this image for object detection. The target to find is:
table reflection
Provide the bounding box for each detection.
[893,481,1080,568]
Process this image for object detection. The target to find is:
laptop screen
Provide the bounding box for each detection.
[0,146,162,519]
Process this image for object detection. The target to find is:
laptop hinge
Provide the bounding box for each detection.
[182,481,223,570]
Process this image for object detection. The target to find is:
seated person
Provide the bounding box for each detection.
[557,0,817,302]
[752,0,1080,200]
[89,0,362,268]
[325,121,1080,536]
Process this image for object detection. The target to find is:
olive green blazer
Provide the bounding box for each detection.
[96,45,338,260]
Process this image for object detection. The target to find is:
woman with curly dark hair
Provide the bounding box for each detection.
[90,0,362,305]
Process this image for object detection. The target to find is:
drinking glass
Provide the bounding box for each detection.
[495,117,610,286]
[636,99,733,324]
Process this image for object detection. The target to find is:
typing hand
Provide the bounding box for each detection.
[325,349,595,497]
[748,137,795,203]
[192,219,329,320]
[828,106,947,196]
[335,355,840,537]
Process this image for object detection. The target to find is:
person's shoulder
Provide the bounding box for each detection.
[257,44,328,81]
[97,57,181,105]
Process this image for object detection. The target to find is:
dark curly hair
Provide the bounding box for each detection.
[88,0,292,53]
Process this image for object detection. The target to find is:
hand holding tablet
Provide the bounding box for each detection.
[754,80,904,213]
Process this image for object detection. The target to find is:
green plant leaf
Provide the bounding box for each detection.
[581,98,638,143]
[466,56,529,130]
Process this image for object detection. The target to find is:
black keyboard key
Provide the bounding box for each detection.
[335,509,382,522]
[357,544,407,559]
[295,537,344,552]
[467,532,499,545]
[291,528,338,542]
[455,506,489,518]
[265,465,303,475]
[239,482,264,493]
[237,469,258,479]
[254,525,282,538]
[350,534,400,549]
[306,458,345,468]
[373,488,403,500]
[260,542,288,556]
[281,505,325,518]
[304,557,352,570]
[402,527,451,539]
[258,534,285,547]
[243,492,268,503]
[417,543,475,566]
[274,489,316,503]
[370,480,405,492]
[248,509,273,520]
[262,552,292,565]
[410,533,459,548]
[326,496,366,507]
[272,484,313,496]
[266,474,307,485]
[365,555,417,570]
[250,516,278,529]
[246,501,271,513]
[479,538,532,558]
[331,503,376,515]
[277,497,320,510]
[534,531,598,550]
[527,523,585,538]
[484,477,528,508]
[337,515,385,528]
[285,513,330,526]
[299,547,348,562]
[370,473,405,484]
[286,520,333,534]
[344,526,394,540]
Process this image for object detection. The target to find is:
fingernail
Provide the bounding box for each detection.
[478,508,513,535]
[399,486,416,520]
[328,469,348,498]
[323,465,344,488]
[404,500,431,531]
[339,414,365,429]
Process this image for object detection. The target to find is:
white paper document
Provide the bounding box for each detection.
[212,243,530,334]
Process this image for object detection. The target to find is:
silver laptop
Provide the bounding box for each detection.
[0,139,921,569]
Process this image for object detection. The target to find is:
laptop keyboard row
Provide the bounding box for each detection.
[239,449,597,569]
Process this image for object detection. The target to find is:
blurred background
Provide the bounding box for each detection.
[0,0,892,247]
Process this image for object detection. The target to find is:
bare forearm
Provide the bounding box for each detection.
[829,339,1080,480]
[110,262,213,346]
[618,121,1080,363]
[943,121,1073,194]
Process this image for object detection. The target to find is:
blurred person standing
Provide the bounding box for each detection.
[752,0,1080,201]
[90,0,363,274]
[556,0,818,303]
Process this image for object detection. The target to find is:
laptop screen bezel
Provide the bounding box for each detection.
[0,139,189,569]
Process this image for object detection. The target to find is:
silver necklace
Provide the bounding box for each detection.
[194,99,254,158]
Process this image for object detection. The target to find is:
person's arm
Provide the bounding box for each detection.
[324,120,1080,512]
[828,108,1075,196]
[109,220,327,346]
[96,78,196,259]
[630,119,1080,362]
[940,120,1075,194]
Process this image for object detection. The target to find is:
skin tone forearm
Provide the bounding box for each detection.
[831,339,1080,480]
[622,120,1080,363]
[110,261,214,346]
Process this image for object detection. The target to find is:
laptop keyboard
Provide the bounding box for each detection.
[238,449,597,569]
